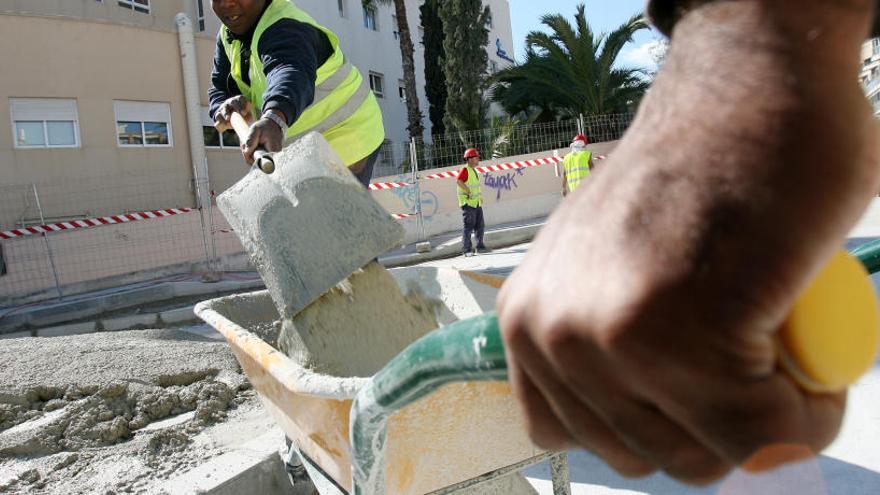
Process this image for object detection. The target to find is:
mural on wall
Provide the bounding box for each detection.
[483,168,524,201]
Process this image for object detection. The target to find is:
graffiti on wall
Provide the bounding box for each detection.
[483,168,524,201]
[385,175,440,220]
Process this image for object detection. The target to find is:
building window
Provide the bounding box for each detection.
[117,0,150,14]
[369,72,385,98]
[200,107,239,149]
[398,80,406,101]
[363,5,378,31]
[203,127,240,149]
[114,101,172,147]
[392,15,399,40]
[196,0,205,31]
[486,8,494,29]
[873,37,880,56]
[489,60,498,73]
[10,98,80,149]
[338,0,346,18]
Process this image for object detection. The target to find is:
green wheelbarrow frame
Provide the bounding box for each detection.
[349,240,880,494]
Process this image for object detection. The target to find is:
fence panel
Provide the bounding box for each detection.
[0,184,59,300]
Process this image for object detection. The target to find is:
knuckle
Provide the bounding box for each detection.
[609,457,656,478]
[524,419,570,451]
[542,318,580,357]
[664,454,730,485]
[586,442,656,478]
[499,312,530,348]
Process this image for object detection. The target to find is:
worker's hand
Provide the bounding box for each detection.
[498,0,878,484]
[241,116,284,166]
[214,96,253,133]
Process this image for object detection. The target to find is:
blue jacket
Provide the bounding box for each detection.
[208,10,333,126]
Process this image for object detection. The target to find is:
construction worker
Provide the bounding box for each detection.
[457,148,490,256]
[498,0,879,484]
[561,134,594,196]
[208,0,384,187]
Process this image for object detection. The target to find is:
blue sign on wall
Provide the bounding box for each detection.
[496,38,515,64]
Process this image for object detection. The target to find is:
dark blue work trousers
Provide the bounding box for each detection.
[461,205,486,252]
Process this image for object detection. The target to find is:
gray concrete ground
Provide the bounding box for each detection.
[0,329,279,494]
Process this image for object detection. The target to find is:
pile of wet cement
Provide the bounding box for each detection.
[279,261,440,377]
[0,329,256,494]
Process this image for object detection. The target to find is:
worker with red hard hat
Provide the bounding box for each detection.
[457,147,490,256]
[561,133,594,196]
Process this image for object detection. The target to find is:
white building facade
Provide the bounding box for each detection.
[0,0,514,213]
[274,0,516,145]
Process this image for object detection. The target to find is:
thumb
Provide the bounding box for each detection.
[242,127,260,165]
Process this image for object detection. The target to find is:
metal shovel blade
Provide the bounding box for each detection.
[217,132,403,318]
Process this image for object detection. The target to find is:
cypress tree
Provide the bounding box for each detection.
[440,0,490,136]
[420,0,446,137]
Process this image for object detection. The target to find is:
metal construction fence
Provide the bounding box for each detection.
[374,113,633,177]
[0,113,632,307]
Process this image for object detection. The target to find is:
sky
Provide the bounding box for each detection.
[506,0,664,71]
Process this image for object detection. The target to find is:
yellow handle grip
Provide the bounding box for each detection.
[779,250,880,392]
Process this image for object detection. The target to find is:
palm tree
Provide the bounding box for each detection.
[490,4,650,121]
[363,0,424,140]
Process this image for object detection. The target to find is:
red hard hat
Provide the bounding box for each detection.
[572,134,589,145]
[463,148,480,159]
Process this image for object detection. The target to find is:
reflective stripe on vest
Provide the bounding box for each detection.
[564,151,591,192]
[458,166,482,208]
[220,0,384,165]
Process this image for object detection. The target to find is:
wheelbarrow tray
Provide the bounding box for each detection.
[194,267,543,494]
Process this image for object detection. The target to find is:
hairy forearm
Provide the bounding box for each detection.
[566,1,879,327]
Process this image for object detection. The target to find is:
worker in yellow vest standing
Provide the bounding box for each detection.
[562,134,594,196]
[457,148,490,257]
[208,0,385,187]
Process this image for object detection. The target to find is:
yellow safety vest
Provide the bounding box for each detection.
[458,165,482,208]
[220,0,384,166]
[563,150,591,193]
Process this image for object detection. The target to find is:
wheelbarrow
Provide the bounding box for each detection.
[195,241,880,494]
[195,266,571,494]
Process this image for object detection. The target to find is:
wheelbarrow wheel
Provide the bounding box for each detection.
[284,436,319,494]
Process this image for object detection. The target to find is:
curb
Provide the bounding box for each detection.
[0,279,264,336]
[381,222,542,268]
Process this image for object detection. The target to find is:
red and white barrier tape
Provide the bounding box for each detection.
[0,154,610,241]
[391,212,419,220]
[420,154,607,180]
[369,154,608,188]
[0,208,194,240]
[368,180,411,191]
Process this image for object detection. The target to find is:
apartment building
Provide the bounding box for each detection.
[862,38,880,114]
[0,0,514,227]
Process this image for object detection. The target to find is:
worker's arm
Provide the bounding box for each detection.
[239,19,332,164]
[497,0,879,483]
[457,179,469,198]
[561,167,568,197]
[208,34,249,133]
